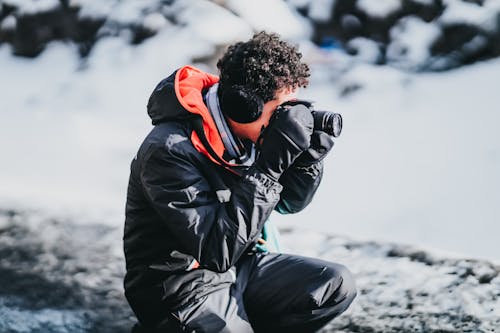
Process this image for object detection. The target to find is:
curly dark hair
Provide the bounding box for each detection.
[216,31,310,122]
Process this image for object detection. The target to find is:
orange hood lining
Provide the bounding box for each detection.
[174,65,238,168]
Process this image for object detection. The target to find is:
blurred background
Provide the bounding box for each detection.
[0,0,499,263]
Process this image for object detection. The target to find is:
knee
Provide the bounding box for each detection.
[337,264,357,306]
[316,263,357,310]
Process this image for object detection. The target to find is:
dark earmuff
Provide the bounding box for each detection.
[219,85,264,123]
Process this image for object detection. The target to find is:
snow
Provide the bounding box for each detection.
[307,0,336,23]
[71,0,161,22]
[286,0,311,8]
[285,0,337,23]
[387,16,442,70]
[0,25,215,222]
[106,0,160,26]
[71,0,116,20]
[0,300,88,333]
[0,15,16,30]
[0,0,499,263]
[173,0,253,45]
[440,0,500,32]
[356,0,401,19]
[346,37,381,64]
[225,0,312,40]
[141,12,169,32]
[2,0,58,15]
[276,59,500,262]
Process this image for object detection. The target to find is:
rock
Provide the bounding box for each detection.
[1,208,499,332]
[346,37,384,64]
[289,0,500,71]
[0,5,104,57]
[280,228,500,333]
[0,1,172,58]
[2,0,500,71]
[429,23,498,71]
[0,209,135,333]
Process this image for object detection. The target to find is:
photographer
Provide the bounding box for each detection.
[123,31,356,332]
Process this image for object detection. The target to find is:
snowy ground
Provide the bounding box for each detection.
[1,209,498,332]
[1,29,499,262]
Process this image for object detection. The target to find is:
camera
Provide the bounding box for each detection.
[277,100,343,137]
[311,110,343,138]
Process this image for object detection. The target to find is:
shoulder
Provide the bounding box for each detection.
[139,121,203,166]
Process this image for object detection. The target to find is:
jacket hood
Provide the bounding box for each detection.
[147,66,218,124]
[147,66,234,169]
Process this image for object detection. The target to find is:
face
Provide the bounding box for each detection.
[227,88,298,143]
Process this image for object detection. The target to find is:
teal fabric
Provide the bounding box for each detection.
[255,220,281,253]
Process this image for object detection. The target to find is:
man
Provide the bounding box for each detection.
[123,31,356,333]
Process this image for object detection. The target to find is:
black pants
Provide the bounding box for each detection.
[134,253,356,333]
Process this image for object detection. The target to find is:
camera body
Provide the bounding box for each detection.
[275,100,343,137]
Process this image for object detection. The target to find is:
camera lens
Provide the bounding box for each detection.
[312,111,343,137]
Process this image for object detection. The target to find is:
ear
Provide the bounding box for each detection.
[220,85,264,123]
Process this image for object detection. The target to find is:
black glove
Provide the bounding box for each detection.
[255,104,314,181]
[294,130,334,167]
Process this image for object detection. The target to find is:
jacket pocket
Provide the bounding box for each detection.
[171,293,229,333]
[161,268,235,310]
[148,250,197,272]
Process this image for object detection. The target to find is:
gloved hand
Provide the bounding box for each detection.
[294,130,334,167]
[255,104,314,181]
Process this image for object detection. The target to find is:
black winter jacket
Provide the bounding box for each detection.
[123,66,323,316]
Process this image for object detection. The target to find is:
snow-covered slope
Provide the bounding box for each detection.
[276,56,500,262]
[1,30,499,261]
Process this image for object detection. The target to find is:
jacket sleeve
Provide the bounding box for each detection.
[275,161,324,214]
[140,145,283,273]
